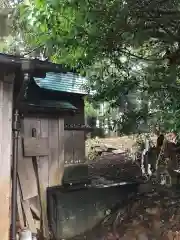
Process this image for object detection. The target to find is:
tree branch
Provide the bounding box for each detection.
[23,43,45,57]
[119,48,164,62]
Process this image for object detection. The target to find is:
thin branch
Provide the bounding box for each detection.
[120,48,164,62]
[145,12,180,42]
[23,43,45,57]
[134,9,180,15]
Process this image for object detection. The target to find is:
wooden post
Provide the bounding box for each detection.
[0,73,14,240]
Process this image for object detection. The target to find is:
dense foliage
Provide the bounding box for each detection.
[11,0,180,134]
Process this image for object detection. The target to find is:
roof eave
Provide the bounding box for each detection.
[0,53,78,74]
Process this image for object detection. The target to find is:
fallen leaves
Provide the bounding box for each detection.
[75,185,180,240]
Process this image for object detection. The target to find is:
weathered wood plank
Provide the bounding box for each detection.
[73,131,85,164]
[29,197,41,220]
[0,76,14,240]
[18,136,38,200]
[23,137,49,157]
[48,118,60,186]
[17,176,37,234]
[37,118,49,238]
[64,130,74,164]
[22,200,37,234]
[58,118,64,185]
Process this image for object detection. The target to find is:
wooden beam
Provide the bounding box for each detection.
[0,74,14,240]
[49,118,64,185]
[73,131,86,164]
[37,118,49,238]
[64,131,74,164]
[58,118,65,185]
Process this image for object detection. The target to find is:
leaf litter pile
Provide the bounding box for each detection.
[79,135,180,240]
[74,185,180,240]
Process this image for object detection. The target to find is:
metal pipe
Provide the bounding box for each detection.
[10,73,31,240]
[10,109,20,240]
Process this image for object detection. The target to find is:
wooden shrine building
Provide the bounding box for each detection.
[0,53,89,240]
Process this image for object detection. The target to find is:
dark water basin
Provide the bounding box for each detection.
[47,182,139,239]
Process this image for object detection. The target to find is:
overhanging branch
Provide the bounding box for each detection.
[120,48,164,62]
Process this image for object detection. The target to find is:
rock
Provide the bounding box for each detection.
[167,230,175,240]
[137,233,149,240]
[152,220,162,230]
[132,219,141,227]
[92,144,124,155]
[105,145,118,152]
[94,144,108,151]
[112,149,126,154]
[93,146,106,153]
[91,177,114,186]
[145,207,159,215]
[138,183,153,194]
[101,152,114,157]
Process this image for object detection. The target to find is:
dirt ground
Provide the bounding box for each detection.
[88,153,143,183]
[84,135,180,240]
[87,135,146,182]
[74,184,180,240]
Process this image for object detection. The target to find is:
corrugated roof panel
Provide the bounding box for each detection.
[34,72,88,94]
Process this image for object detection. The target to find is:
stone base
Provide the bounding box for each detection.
[62,164,90,185]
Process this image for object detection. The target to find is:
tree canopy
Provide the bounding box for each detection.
[11,0,180,134]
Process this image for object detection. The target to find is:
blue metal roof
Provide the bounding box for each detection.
[34,72,88,95]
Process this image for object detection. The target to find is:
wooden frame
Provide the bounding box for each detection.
[0,73,14,240]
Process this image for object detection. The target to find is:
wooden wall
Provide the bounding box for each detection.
[64,130,85,164]
[0,73,14,240]
[16,94,86,237]
[63,95,86,164]
[21,116,64,187]
[64,94,85,125]
[25,84,86,165]
[17,116,64,237]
